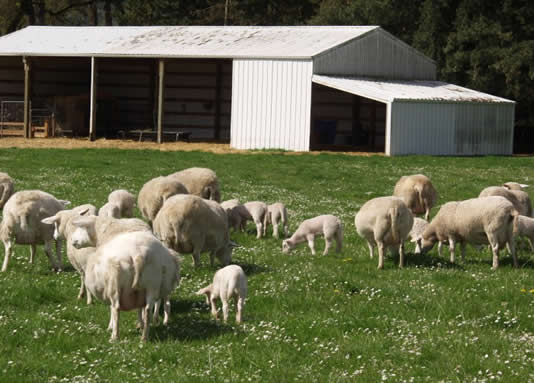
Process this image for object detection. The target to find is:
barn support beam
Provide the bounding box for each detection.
[23,56,32,139]
[157,59,165,144]
[214,61,222,141]
[89,56,98,141]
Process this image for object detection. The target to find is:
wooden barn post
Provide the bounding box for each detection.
[23,56,32,139]
[157,59,165,144]
[89,56,98,141]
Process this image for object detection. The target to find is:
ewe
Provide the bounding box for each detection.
[137,176,188,225]
[107,189,136,218]
[168,167,220,202]
[393,174,438,220]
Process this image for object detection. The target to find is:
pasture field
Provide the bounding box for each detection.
[1,148,534,382]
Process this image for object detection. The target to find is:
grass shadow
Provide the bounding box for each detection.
[402,252,465,270]
[234,261,268,276]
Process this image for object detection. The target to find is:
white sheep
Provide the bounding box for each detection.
[355,196,414,269]
[108,189,136,218]
[515,215,534,250]
[196,264,247,324]
[98,201,121,218]
[421,196,517,269]
[0,190,70,272]
[243,201,268,239]
[220,199,252,232]
[393,174,438,220]
[152,194,236,267]
[71,230,180,342]
[264,202,289,238]
[479,185,532,217]
[137,176,189,225]
[282,214,343,256]
[0,172,14,209]
[168,167,221,202]
[408,217,429,254]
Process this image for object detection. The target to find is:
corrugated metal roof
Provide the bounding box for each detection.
[313,75,515,104]
[0,25,378,59]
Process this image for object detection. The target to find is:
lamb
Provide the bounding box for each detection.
[355,197,414,269]
[0,190,70,272]
[71,230,180,342]
[393,174,438,220]
[196,264,247,324]
[282,214,343,256]
[0,172,14,209]
[168,167,221,202]
[98,201,121,218]
[479,185,532,217]
[220,199,251,232]
[152,194,237,267]
[243,201,268,239]
[420,196,518,269]
[107,189,136,218]
[515,215,534,250]
[264,202,289,238]
[137,176,189,225]
[408,217,429,254]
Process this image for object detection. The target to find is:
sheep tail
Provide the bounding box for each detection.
[390,206,400,243]
[131,255,146,290]
[414,183,425,214]
[511,209,519,235]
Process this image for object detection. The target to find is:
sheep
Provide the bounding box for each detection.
[0,190,70,272]
[282,214,343,256]
[42,206,96,304]
[152,194,237,267]
[515,215,534,250]
[71,230,180,342]
[264,202,289,238]
[0,172,14,209]
[479,185,532,217]
[137,176,188,225]
[98,201,121,218]
[408,217,429,254]
[420,196,518,269]
[108,189,136,218]
[168,167,220,202]
[393,174,438,220]
[355,196,414,269]
[196,264,247,324]
[243,201,268,239]
[220,199,252,232]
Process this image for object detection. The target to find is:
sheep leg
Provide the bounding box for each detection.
[437,241,443,257]
[490,243,500,270]
[1,239,13,272]
[152,300,161,325]
[236,296,245,324]
[262,213,269,237]
[210,295,219,320]
[273,222,279,239]
[254,219,263,239]
[221,297,229,323]
[136,309,143,329]
[398,242,405,268]
[29,244,36,264]
[77,274,85,300]
[377,242,385,269]
[43,240,59,271]
[367,242,374,258]
[448,238,456,264]
[306,234,316,255]
[55,239,63,271]
[192,249,202,268]
[110,305,120,342]
[335,229,343,253]
[323,236,332,256]
[163,298,171,326]
[142,297,155,342]
[507,237,518,268]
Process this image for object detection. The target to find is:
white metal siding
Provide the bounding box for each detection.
[389,101,515,155]
[313,29,436,80]
[231,59,313,151]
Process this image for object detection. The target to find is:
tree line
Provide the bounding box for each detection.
[1,0,532,149]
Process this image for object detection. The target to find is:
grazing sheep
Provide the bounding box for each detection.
[355,197,414,269]
[71,230,180,342]
[42,206,96,303]
[282,215,343,256]
[0,190,70,272]
[421,196,517,269]
[408,217,429,254]
[98,201,121,218]
[220,199,251,232]
[152,194,236,267]
[393,174,438,220]
[137,176,188,225]
[108,189,136,218]
[0,172,14,209]
[264,202,289,238]
[197,264,247,324]
[479,185,532,217]
[243,201,268,239]
[168,167,220,202]
[513,215,534,250]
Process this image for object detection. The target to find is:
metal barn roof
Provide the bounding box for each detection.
[313,75,515,104]
[0,25,379,59]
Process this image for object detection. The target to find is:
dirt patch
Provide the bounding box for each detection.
[0,136,382,156]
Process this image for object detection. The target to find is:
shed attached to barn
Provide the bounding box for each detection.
[0,25,515,155]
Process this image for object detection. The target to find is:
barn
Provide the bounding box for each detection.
[0,25,515,155]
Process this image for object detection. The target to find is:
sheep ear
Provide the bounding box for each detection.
[41,215,59,225]
[78,207,90,216]
[59,200,71,207]
[520,184,529,189]
[71,216,95,227]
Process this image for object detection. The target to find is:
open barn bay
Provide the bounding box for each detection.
[1,148,534,382]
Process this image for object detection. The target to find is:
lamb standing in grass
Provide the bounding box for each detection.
[197,264,247,324]
[514,215,534,250]
[355,196,414,269]
[137,176,189,225]
[220,199,251,232]
[420,196,517,269]
[152,194,236,267]
[479,184,532,217]
[168,167,221,202]
[0,190,70,272]
[108,189,136,218]
[98,201,121,218]
[264,202,289,238]
[243,201,268,239]
[0,172,14,209]
[393,174,438,220]
[282,214,343,256]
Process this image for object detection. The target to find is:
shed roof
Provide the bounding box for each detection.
[313,75,515,104]
[0,25,379,59]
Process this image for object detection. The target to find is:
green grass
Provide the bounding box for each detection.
[1,148,534,382]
